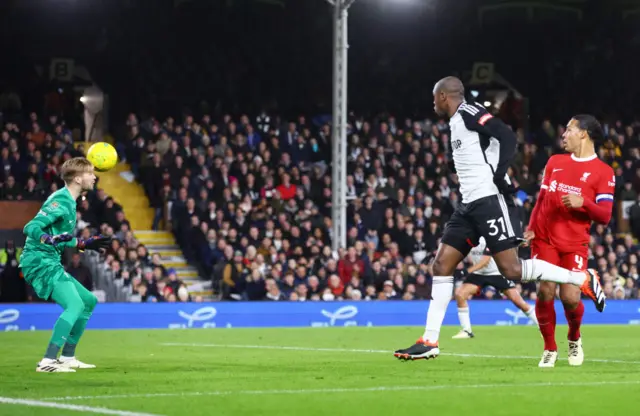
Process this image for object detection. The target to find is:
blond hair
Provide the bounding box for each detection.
[61,157,94,184]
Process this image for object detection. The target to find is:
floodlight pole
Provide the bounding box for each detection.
[327,0,354,253]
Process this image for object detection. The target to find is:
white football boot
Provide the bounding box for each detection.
[452,329,475,339]
[538,350,558,368]
[58,356,96,369]
[567,338,584,366]
[36,358,76,373]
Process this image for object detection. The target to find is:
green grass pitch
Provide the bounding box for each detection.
[1,325,639,416]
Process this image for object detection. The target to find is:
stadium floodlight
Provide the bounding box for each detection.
[325,0,353,253]
[326,0,414,252]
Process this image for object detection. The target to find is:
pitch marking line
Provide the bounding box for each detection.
[159,342,640,365]
[0,396,163,416]
[44,381,640,401]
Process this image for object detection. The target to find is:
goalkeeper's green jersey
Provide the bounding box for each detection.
[20,187,78,267]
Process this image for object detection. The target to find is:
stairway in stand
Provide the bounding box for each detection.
[94,163,154,230]
[135,230,213,300]
[91,156,213,300]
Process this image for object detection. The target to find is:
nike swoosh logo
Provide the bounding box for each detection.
[552,169,563,173]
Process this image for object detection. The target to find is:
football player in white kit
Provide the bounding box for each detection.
[394,76,604,362]
[452,237,538,339]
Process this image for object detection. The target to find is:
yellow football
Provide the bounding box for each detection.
[86,142,118,172]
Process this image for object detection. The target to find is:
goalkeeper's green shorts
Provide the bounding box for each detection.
[20,254,71,301]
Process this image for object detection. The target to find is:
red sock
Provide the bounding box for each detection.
[536,299,557,351]
[564,301,584,342]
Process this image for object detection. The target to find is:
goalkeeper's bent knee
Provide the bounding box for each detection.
[79,293,98,319]
[85,293,97,314]
[62,299,85,324]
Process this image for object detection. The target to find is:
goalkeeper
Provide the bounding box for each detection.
[19,157,111,373]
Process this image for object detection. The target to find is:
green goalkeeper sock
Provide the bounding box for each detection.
[62,316,89,357]
[44,318,74,359]
[61,343,77,357]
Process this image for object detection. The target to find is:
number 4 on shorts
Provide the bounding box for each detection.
[574,255,584,271]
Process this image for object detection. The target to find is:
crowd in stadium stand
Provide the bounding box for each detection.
[2,110,640,302]
[121,111,640,302]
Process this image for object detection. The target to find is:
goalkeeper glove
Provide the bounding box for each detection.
[40,233,73,246]
[77,235,112,251]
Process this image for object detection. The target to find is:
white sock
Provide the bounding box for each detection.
[525,306,538,325]
[521,259,586,286]
[458,307,472,332]
[423,276,454,343]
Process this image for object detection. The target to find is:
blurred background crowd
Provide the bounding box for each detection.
[2,0,640,303]
[2,107,640,303]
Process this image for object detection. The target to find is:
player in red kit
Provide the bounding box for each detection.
[524,115,612,368]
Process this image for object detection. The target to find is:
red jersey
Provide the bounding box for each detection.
[532,153,614,253]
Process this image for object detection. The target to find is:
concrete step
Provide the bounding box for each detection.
[173,265,198,272]
[138,238,175,246]
[135,230,173,237]
[154,250,183,258]
[174,270,199,278]
[191,291,214,298]
[136,231,176,244]
[145,244,180,252]
[163,261,189,269]
[161,255,187,263]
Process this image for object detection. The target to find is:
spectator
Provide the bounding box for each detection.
[214,246,243,300]
[66,253,93,291]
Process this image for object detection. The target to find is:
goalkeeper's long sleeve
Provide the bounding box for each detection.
[23,203,78,247]
[23,211,60,241]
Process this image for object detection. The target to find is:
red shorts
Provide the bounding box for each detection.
[530,239,587,272]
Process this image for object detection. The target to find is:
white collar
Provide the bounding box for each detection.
[571,153,597,162]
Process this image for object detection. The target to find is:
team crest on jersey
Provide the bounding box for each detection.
[580,172,591,182]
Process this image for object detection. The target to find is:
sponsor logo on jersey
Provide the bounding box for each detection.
[580,172,591,182]
[452,139,462,150]
[549,180,582,196]
[51,202,59,208]
[552,168,563,173]
[609,175,616,187]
